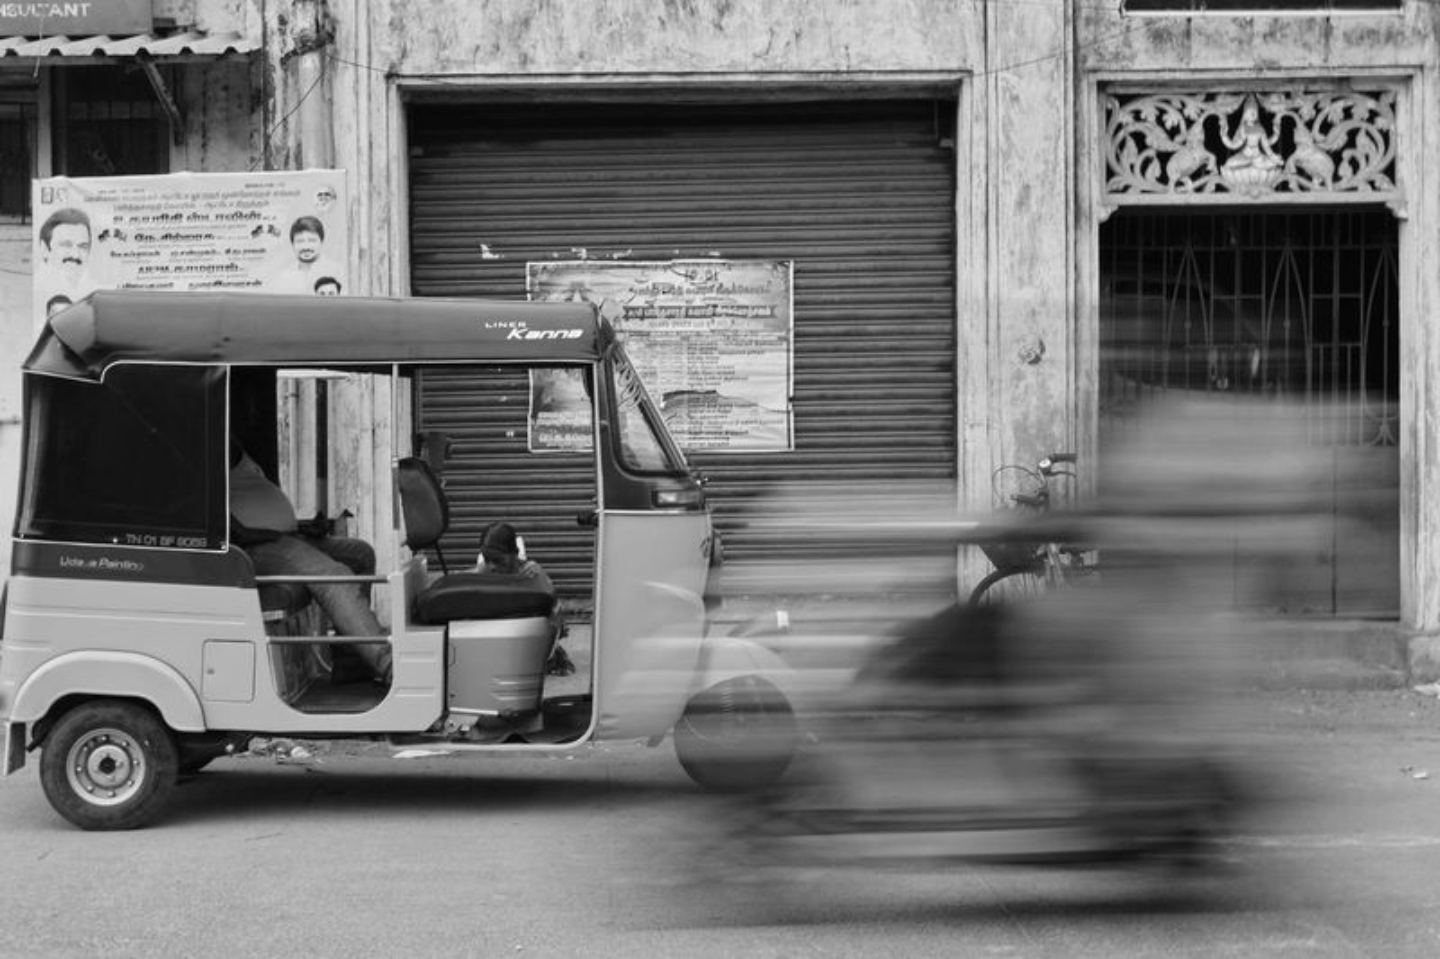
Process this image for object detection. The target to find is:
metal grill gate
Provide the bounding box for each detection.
[1099,209,1400,616]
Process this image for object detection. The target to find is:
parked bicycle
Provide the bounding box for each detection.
[968,452,1094,606]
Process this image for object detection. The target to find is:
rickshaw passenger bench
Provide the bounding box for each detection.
[414,573,558,716]
[258,581,314,633]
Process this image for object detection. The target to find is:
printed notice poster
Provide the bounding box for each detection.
[528,368,595,452]
[33,170,347,328]
[527,260,794,453]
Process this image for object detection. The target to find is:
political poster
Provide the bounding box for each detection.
[526,259,794,453]
[33,170,347,328]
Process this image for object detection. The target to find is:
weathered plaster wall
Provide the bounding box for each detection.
[1077,13,1437,72]
[372,0,982,76]
[177,59,264,170]
[982,1,1074,479]
[153,0,258,34]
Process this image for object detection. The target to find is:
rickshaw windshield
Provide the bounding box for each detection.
[610,347,689,476]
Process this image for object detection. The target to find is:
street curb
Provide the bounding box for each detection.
[1251,657,1409,692]
[1405,633,1440,684]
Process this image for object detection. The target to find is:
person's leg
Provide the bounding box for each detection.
[313,534,378,610]
[313,534,375,576]
[247,535,391,679]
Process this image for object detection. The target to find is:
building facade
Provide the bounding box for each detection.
[2,2,1437,643]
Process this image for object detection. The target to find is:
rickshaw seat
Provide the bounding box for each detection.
[397,456,451,574]
[230,546,312,620]
[258,581,312,620]
[413,571,556,625]
[397,454,558,626]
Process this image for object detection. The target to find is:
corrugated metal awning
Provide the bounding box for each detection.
[0,30,257,65]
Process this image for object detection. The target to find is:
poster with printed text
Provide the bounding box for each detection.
[526,260,794,453]
[33,170,347,329]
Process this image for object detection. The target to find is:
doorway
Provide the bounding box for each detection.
[1099,209,1400,617]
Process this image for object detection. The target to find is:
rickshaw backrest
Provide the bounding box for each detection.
[397,456,557,626]
[397,456,450,574]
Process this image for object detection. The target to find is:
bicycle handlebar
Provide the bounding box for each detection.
[1038,452,1077,477]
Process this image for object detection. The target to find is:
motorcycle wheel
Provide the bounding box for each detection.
[675,675,797,792]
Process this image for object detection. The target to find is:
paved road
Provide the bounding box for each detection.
[2,689,1439,958]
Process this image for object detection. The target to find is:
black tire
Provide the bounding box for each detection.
[39,700,180,831]
[675,676,797,793]
[968,567,1048,606]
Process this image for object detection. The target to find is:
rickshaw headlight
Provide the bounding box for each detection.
[653,487,704,509]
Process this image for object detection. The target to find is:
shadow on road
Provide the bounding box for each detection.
[165,751,700,826]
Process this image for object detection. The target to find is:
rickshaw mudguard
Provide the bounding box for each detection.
[689,635,797,708]
[8,650,206,743]
[598,632,796,743]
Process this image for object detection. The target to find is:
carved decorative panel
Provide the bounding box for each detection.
[1101,87,1401,216]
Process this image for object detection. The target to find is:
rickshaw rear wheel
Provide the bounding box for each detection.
[39,700,179,831]
[675,675,797,792]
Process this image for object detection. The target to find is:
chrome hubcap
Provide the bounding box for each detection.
[66,728,144,806]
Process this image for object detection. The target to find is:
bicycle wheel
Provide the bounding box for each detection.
[968,567,1050,606]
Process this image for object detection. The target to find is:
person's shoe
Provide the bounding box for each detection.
[547,646,576,677]
[328,658,373,685]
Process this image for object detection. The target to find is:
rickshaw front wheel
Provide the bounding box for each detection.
[39,700,179,831]
[675,675,797,792]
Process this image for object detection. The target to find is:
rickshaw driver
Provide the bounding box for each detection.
[229,440,393,683]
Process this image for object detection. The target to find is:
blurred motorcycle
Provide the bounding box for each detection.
[705,596,1257,881]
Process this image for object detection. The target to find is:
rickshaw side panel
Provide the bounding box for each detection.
[191,565,447,736]
[0,574,259,705]
[0,565,447,741]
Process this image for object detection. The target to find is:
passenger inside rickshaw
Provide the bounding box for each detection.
[229,433,392,688]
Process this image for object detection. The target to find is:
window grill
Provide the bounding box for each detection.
[1099,209,1400,617]
[53,66,168,177]
[0,96,37,219]
[1100,209,1398,447]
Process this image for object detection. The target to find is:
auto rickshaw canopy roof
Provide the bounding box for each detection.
[25,290,611,380]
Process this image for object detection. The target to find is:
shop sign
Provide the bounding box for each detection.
[1,0,150,36]
[527,259,795,453]
[33,170,348,329]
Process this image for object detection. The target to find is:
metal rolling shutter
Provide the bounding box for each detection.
[408,100,957,597]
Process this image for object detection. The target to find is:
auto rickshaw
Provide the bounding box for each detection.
[0,290,796,830]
